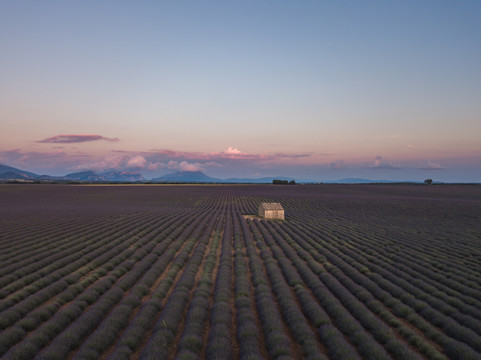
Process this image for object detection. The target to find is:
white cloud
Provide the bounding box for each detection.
[224,147,243,155]
[168,161,203,172]
[368,155,400,169]
[72,155,125,171]
[127,155,147,169]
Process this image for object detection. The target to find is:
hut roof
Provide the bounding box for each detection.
[260,203,284,210]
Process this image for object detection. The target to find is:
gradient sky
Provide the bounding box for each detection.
[1,1,480,181]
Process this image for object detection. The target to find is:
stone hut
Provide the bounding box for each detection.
[258,203,285,220]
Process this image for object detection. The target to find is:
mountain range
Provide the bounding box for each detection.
[0,163,414,184]
[0,164,144,182]
[0,164,298,183]
[151,171,294,184]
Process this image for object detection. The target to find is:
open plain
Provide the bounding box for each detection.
[1,184,481,359]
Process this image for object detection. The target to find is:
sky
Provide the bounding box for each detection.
[1,1,480,182]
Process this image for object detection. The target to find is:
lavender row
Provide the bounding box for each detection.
[0,211,174,318]
[139,211,219,359]
[205,210,233,359]
[255,219,392,359]
[0,213,112,267]
[309,206,481,291]
[275,220,446,360]
[0,211,159,296]
[232,212,264,360]
[338,220,481,295]
[250,220,327,359]
[72,212,205,359]
[174,216,224,359]
[296,220,481,347]
[283,220,481,359]
[0,210,155,274]
[335,226,481,317]
[253,220,367,360]
[0,211,196,358]
[241,216,296,358]
[344,230,481,328]
[106,209,214,359]
[36,210,213,360]
[0,209,104,252]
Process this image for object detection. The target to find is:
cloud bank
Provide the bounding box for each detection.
[0,146,311,176]
[0,147,478,181]
[148,147,309,162]
[168,161,203,172]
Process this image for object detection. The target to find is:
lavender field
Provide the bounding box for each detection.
[1,184,481,359]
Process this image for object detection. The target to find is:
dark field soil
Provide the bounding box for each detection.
[1,184,481,359]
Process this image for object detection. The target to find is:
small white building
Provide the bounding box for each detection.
[258,203,285,220]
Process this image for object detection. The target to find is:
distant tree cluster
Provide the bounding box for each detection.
[273,179,296,185]
[424,179,433,185]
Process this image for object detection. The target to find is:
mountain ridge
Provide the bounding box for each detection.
[0,163,436,184]
[151,171,294,183]
[0,164,39,179]
[151,171,219,183]
[0,164,144,182]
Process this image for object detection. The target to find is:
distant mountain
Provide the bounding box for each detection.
[0,163,428,184]
[0,170,35,180]
[63,170,144,182]
[64,170,103,181]
[151,171,297,183]
[101,170,144,182]
[36,175,71,181]
[0,164,39,180]
[0,164,145,182]
[152,171,221,183]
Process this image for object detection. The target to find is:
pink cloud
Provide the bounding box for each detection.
[1,146,311,176]
[148,147,303,162]
[367,155,400,169]
[215,147,270,160]
[167,161,203,172]
[126,155,147,169]
[74,154,163,172]
[0,149,82,172]
[73,155,125,171]
[224,147,242,155]
[38,134,119,144]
